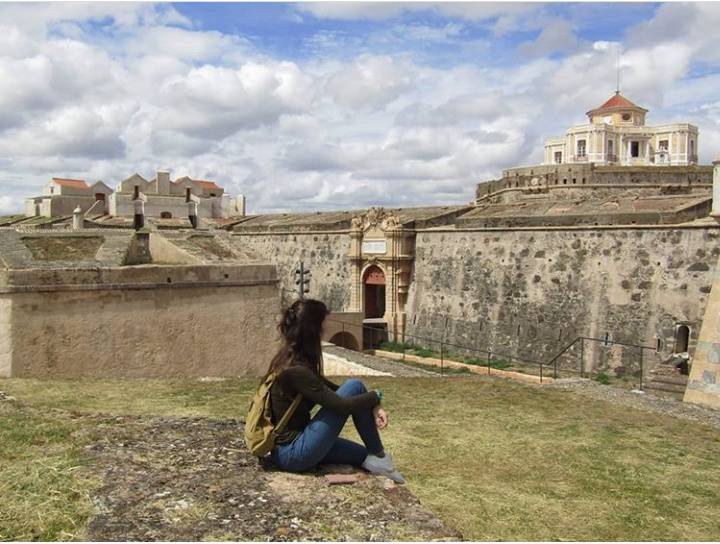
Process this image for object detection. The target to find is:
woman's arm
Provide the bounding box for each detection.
[321,376,339,391]
[280,367,379,415]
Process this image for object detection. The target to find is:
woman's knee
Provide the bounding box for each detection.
[341,378,366,395]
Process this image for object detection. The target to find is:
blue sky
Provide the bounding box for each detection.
[172,2,660,65]
[0,2,719,215]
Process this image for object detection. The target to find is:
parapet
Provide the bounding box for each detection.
[476,164,713,204]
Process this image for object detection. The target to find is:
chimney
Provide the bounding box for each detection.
[237,194,246,217]
[157,170,170,195]
[72,206,83,230]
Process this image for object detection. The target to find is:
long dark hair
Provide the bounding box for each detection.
[266,299,329,377]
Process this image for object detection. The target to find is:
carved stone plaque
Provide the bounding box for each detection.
[362,239,387,254]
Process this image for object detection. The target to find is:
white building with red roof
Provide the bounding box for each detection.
[25,172,246,220]
[544,91,699,166]
[25,178,113,217]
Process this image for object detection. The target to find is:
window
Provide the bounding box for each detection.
[690,140,695,158]
[631,141,640,158]
[160,211,172,219]
[622,113,631,121]
[577,139,586,157]
[607,140,614,155]
[658,139,669,152]
[554,151,562,164]
[186,188,191,202]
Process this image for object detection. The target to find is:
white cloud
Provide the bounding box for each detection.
[0,2,719,217]
[517,18,579,57]
[325,55,413,110]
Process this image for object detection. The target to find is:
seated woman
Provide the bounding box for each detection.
[267,298,404,483]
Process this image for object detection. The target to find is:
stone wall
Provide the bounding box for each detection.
[405,225,719,374]
[0,263,280,379]
[476,164,713,203]
[230,232,351,311]
[684,254,720,408]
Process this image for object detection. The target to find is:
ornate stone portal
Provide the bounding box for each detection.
[348,207,414,342]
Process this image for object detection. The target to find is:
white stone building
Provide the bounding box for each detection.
[25,178,113,217]
[544,92,699,167]
[108,171,245,220]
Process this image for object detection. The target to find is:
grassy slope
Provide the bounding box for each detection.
[1,376,720,541]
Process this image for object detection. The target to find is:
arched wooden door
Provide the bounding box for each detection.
[363,265,386,319]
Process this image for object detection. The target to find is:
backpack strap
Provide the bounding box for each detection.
[275,394,302,434]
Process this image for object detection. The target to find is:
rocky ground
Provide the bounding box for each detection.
[547,379,720,430]
[82,413,460,541]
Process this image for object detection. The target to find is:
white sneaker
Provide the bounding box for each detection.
[361,453,405,484]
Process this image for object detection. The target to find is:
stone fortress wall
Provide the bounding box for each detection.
[216,160,720,410]
[0,229,280,378]
[4,161,720,407]
[224,219,716,377]
[476,164,713,203]
[228,232,351,312]
[405,225,717,371]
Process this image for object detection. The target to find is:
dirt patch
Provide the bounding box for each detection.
[83,414,459,541]
[21,236,103,261]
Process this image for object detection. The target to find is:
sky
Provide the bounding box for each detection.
[1,1,720,215]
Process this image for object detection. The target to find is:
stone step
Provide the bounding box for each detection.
[646,373,688,386]
[644,387,685,401]
[645,389,686,402]
[645,381,687,394]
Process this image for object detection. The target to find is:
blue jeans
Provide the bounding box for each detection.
[271,378,383,472]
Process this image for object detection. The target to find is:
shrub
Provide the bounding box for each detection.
[411,347,436,358]
[594,372,611,385]
[462,357,510,369]
[378,341,408,353]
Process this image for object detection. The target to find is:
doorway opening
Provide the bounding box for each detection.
[363,265,386,319]
[329,331,360,351]
[674,324,690,353]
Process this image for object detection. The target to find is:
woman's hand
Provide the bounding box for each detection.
[373,405,388,429]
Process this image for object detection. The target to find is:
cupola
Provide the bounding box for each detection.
[586,91,647,126]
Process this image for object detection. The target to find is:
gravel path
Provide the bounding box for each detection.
[547,379,720,430]
[322,345,440,377]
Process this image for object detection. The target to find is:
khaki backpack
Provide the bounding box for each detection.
[244,372,302,457]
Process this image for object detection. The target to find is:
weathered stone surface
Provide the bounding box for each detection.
[230,232,351,311]
[406,226,716,373]
[83,414,459,541]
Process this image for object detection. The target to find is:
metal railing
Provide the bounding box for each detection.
[278,287,655,387]
[321,314,585,381]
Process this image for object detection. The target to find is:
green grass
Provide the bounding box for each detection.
[1,376,720,541]
[379,341,527,373]
[0,400,95,540]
